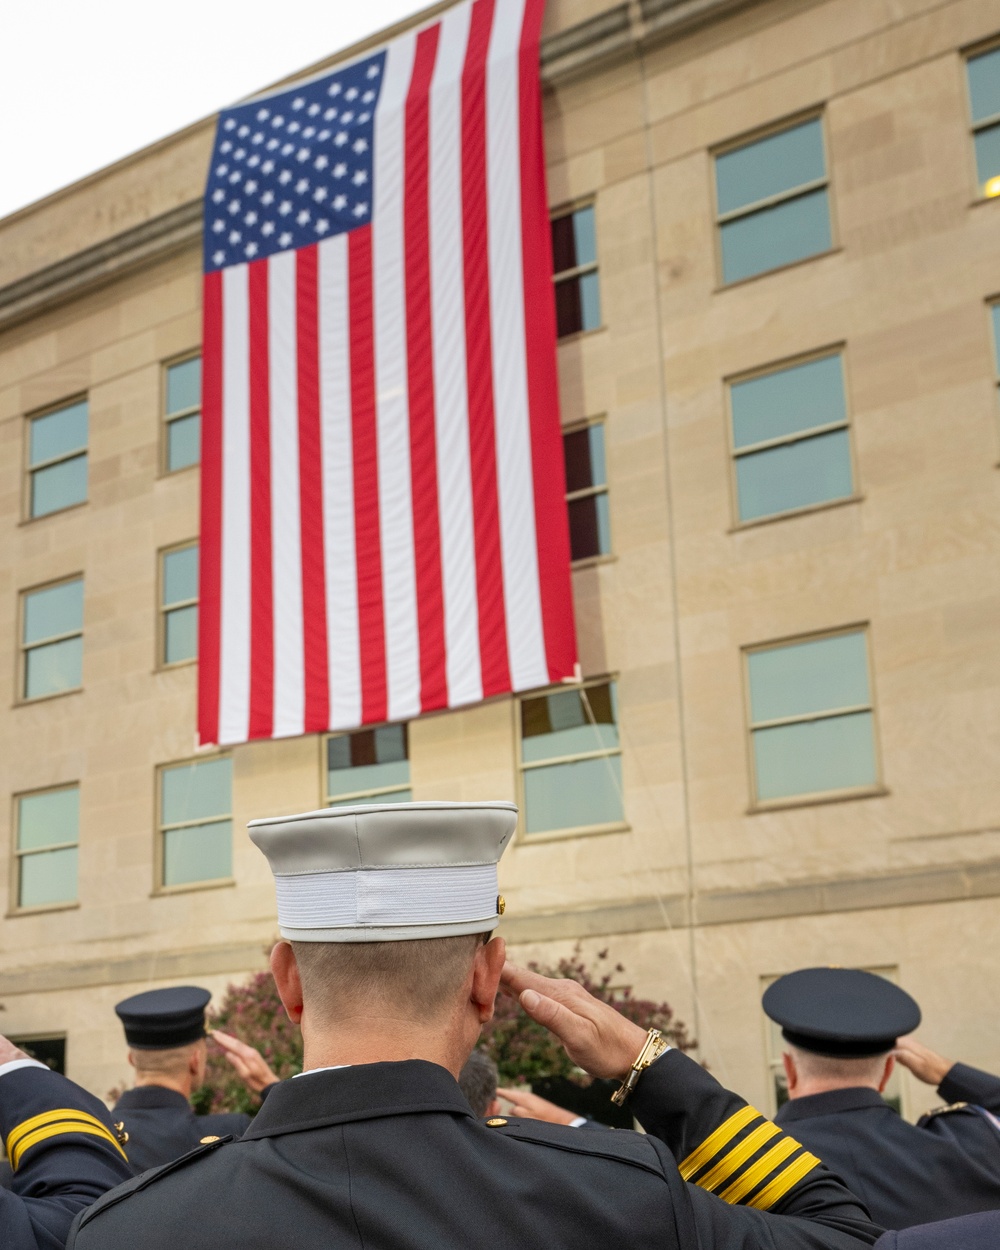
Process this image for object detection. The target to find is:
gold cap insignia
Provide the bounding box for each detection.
[486,1117,508,1127]
[199,1135,221,1144]
[497,895,506,916]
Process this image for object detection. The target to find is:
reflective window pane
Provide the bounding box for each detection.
[716,118,826,215]
[551,207,596,273]
[731,356,846,449]
[165,605,198,665]
[555,272,601,338]
[748,632,870,724]
[568,493,611,560]
[522,684,618,763]
[25,637,83,699]
[328,789,413,809]
[19,847,78,908]
[30,402,88,466]
[163,546,199,606]
[31,454,88,518]
[161,758,231,826]
[167,413,201,472]
[24,580,83,644]
[736,429,853,521]
[166,358,202,415]
[564,425,607,493]
[721,189,832,284]
[974,124,1000,195]
[18,789,79,852]
[968,47,1000,124]
[524,755,623,833]
[752,711,877,800]
[163,820,232,886]
[327,725,410,798]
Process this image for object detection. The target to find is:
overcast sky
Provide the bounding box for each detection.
[2,0,426,221]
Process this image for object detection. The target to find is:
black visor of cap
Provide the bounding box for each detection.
[763,967,921,1058]
[115,986,211,1050]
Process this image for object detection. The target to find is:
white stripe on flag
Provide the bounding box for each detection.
[219,263,252,745]
[429,1,482,708]
[373,33,421,722]
[318,233,362,731]
[486,0,547,692]
[268,250,306,737]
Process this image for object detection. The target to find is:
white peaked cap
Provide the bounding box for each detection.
[248,801,517,942]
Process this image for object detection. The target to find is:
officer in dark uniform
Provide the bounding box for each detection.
[111,986,278,1172]
[765,967,1000,1230]
[70,802,882,1250]
[0,1031,132,1247]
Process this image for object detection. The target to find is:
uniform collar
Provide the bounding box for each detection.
[776,1086,890,1121]
[114,1085,193,1111]
[242,1059,473,1139]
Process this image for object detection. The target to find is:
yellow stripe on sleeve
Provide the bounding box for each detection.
[679,1105,761,1181]
[746,1151,822,1211]
[718,1136,800,1205]
[12,1121,126,1170]
[6,1109,127,1170]
[6,1107,108,1154]
[696,1121,782,1193]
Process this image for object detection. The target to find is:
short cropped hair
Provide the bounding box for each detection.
[129,1040,204,1078]
[459,1050,499,1117]
[292,933,487,1022]
[787,1043,891,1087]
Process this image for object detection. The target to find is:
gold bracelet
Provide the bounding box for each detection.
[611,1028,671,1106]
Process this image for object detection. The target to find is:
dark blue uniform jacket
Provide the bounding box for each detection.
[111,1086,252,1172]
[876,1211,1000,1250]
[0,1065,132,1249]
[775,1063,1000,1230]
[70,1050,883,1249]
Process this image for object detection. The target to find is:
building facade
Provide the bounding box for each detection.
[2,0,1000,1115]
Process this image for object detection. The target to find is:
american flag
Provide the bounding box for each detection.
[198,0,577,747]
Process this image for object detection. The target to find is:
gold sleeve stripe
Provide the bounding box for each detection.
[12,1121,127,1170]
[696,1121,782,1193]
[679,1105,761,1180]
[6,1106,111,1152]
[719,1136,800,1205]
[7,1110,127,1170]
[747,1151,822,1211]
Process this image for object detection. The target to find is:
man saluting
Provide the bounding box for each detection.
[71,802,882,1249]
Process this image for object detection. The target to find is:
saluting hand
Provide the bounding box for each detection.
[0,1035,33,1066]
[893,1035,954,1088]
[499,962,648,1081]
[210,1030,279,1094]
[496,1087,579,1125]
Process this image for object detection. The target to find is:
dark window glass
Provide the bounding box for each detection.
[552,207,600,338]
[10,1038,66,1074]
[564,423,611,561]
[327,725,410,803]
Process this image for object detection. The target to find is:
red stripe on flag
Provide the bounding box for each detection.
[461,0,511,699]
[348,226,388,725]
[248,260,275,739]
[296,245,330,732]
[198,271,224,745]
[405,23,448,713]
[517,0,577,682]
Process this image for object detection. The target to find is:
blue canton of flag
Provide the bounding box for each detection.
[204,50,386,272]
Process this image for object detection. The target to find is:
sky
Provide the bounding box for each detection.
[1,0,427,221]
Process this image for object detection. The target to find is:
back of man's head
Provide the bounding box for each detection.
[459,1049,499,1117]
[784,1043,893,1098]
[129,1040,205,1084]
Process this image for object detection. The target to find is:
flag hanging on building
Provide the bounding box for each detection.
[197,0,577,747]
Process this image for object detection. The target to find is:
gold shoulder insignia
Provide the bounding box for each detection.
[923,1102,969,1119]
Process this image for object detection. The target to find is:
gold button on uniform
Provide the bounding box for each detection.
[486,1117,508,1127]
[200,1135,221,1144]
[497,895,505,916]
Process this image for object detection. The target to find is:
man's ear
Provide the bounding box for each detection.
[271,941,304,1024]
[878,1053,896,1094]
[471,936,506,1024]
[127,1052,136,1071]
[782,1051,798,1094]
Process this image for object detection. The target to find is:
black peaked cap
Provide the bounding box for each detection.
[115,986,212,1049]
[763,967,921,1057]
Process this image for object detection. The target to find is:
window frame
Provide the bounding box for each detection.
[742,624,885,812]
[964,38,1000,201]
[17,574,85,705]
[10,783,80,917]
[23,394,89,523]
[154,753,234,895]
[988,298,1000,433]
[515,675,628,843]
[563,415,613,565]
[724,344,861,529]
[712,110,837,288]
[551,199,602,341]
[160,350,202,476]
[157,540,199,670]
[321,722,412,807]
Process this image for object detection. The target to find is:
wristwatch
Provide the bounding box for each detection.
[611,1028,672,1106]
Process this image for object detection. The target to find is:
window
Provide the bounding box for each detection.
[160,543,199,666]
[729,352,853,523]
[990,301,1000,393]
[552,205,600,338]
[564,421,611,561]
[20,579,84,701]
[762,968,903,1116]
[325,725,411,806]
[967,45,1000,199]
[716,116,832,285]
[15,787,79,910]
[519,681,623,836]
[158,757,232,888]
[164,356,201,472]
[27,398,88,519]
[8,1037,66,1074]
[745,630,879,805]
